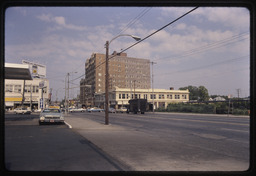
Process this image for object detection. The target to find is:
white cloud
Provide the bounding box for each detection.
[37,13,87,31]
[37,13,52,22]
[161,7,249,31]
[54,16,66,25]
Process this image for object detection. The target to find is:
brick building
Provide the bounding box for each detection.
[80,52,151,107]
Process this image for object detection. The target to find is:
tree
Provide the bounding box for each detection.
[198,86,209,102]
[179,85,199,101]
[179,85,209,101]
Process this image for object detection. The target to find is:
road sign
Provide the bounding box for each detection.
[40,98,43,109]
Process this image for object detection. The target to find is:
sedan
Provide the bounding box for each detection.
[14,108,31,114]
[70,108,86,112]
[39,108,64,125]
[87,107,104,112]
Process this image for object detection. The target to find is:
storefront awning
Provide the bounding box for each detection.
[5,63,32,80]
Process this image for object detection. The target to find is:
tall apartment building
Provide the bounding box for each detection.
[81,52,151,106]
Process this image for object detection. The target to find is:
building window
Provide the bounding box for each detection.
[159,94,164,99]
[34,86,39,93]
[14,85,22,93]
[150,94,156,99]
[119,94,121,99]
[126,94,129,99]
[182,94,187,99]
[167,94,173,99]
[175,95,180,99]
[122,94,125,99]
[25,85,31,93]
[5,84,13,92]
[43,88,47,93]
[144,94,147,99]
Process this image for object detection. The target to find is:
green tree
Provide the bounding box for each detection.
[179,85,209,101]
[198,86,209,102]
[179,85,199,100]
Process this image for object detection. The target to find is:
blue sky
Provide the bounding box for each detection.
[5,7,250,100]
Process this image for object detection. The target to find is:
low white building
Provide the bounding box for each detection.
[5,78,49,111]
[4,62,49,111]
[94,86,189,110]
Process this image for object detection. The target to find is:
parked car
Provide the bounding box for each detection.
[70,108,86,112]
[116,107,127,113]
[109,108,116,113]
[39,108,64,125]
[87,107,104,112]
[33,109,41,113]
[14,107,31,114]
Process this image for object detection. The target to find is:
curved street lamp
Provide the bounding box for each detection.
[105,34,141,125]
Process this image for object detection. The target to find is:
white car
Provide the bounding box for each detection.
[116,107,127,113]
[87,107,104,112]
[70,108,86,112]
[39,108,64,125]
[14,108,31,114]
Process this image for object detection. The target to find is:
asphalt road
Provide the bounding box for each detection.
[4,112,250,171]
[4,113,129,171]
[65,111,250,171]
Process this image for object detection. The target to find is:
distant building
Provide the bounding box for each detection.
[213,96,226,101]
[82,52,151,107]
[94,86,190,110]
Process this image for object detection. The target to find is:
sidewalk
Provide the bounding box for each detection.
[64,115,137,170]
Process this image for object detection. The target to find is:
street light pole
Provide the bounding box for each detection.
[65,72,77,114]
[105,41,109,125]
[104,34,141,125]
[67,72,70,113]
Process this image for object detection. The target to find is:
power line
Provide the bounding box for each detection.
[116,7,152,36]
[155,55,249,76]
[72,7,199,84]
[155,32,249,63]
[91,7,199,74]
[117,6,199,55]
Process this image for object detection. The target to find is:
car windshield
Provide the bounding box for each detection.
[43,109,60,113]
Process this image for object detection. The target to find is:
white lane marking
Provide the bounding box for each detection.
[221,128,248,133]
[64,121,72,128]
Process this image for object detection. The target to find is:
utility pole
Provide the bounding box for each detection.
[21,80,26,107]
[105,41,109,125]
[30,84,32,110]
[236,89,241,98]
[133,80,136,99]
[104,34,140,125]
[151,61,157,112]
[65,76,67,114]
[67,73,70,113]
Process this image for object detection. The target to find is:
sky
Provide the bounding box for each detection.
[5,6,250,101]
